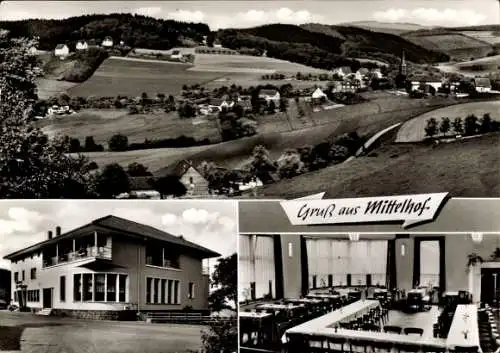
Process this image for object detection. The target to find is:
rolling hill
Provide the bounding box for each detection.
[341,21,429,35]
[217,23,449,71]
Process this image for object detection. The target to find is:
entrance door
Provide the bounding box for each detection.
[481,269,500,306]
[42,288,53,308]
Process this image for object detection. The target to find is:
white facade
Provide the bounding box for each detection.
[54,45,69,57]
[76,41,88,51]
[102,38,113,47]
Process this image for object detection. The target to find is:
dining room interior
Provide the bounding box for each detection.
[238,233,500,353]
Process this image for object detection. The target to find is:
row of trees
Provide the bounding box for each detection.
[425,113,498,139]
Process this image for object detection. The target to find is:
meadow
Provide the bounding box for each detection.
[460,31,500,45]
[438,55,500,77]
[261,132,500,198]
[37,108,221,146]
[85,95,456,173]
[396,100,500,143]
[67,57,229,97]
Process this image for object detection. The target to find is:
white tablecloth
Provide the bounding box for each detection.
[446,304,482,352]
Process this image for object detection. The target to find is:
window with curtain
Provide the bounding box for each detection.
[306,238,388,288]
[420,241,440,288]
[239,235,276,301]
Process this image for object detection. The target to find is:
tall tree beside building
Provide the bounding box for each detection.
[0,37,92,198]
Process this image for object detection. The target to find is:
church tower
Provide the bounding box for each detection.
[400,50,407,76]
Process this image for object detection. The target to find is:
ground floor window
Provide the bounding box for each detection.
[188,282,195,299]
[27,289,40,302]
[146,277,180,304]
[73,273,128,303]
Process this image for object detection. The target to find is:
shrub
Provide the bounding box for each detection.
[108,134,129,152]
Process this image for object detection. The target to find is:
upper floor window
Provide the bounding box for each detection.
[14,272,19,283]
[21,270,25,281]
[30,268,37,280]
[145,245,180,269]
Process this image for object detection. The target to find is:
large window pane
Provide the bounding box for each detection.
[74,274,81,301]
[153,278,160,304]
[95,274,105,301]
[167,280,173,304]
[173,280,179,304]
[107,274,117,302]
[83,274,93,301]
[161,279,167,304]
[119,274,126,302]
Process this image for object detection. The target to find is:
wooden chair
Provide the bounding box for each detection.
[384,325,403,334]
[371,341,394,353]
[403,327,424,336]
[349,339,373,353]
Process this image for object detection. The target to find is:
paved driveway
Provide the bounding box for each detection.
[0,311,205,353]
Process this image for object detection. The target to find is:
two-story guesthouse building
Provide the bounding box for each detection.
[4,215,220,319]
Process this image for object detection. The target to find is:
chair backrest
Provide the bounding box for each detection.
[404,327,424,336]
[384,325,402,334]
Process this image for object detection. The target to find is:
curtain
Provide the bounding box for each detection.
[306,239,388,288]
[239,235,276,301]
[420,241,440,288]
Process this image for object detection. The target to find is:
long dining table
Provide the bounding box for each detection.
[446,304,483,353]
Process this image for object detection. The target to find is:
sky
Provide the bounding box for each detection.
[0,0,498,29]
[0,200,237,272]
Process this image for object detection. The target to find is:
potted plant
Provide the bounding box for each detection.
[490,248,500,261]
[466,253,484,270]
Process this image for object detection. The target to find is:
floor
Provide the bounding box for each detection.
[384,306,441,339]
[0,311,205,353]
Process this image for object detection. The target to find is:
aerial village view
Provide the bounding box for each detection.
[0,0,498,200]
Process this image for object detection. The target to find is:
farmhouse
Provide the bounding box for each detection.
[208,98,235,112]
[311,87,327,101]
[101,36,113,48]
[259,89,280,104]
[4,216,220,318]
[333,66,352,77]
[54,44,69,58]
[170,50,183,60]
[128,177,160,199]
[409,76,443,94]
[160,160,210,197]
[76,40,88,51]
[371,68,384,79]
[473,78,492,93]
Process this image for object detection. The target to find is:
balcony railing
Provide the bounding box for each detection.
[43,246,112,268]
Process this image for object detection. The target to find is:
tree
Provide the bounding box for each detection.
[69,138,81,153]
[84,136,103,152]
[201,253,237,353]
[452,117,463,135]
[277,149,305,179]
[480,113,492,134]
[250,145,277,184]
[0,37,93,198]
[95,163,130,198]
[108,134,129,152]
[464,114,478,136]
[127,162,151,177]
[152,175,187,199]
[424,118,438,138]
[279,97,288,113]
[439,117,451,137]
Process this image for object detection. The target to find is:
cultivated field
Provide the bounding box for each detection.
[37,108,221,145]
[461,31,500,45]
[261,132,500,198]
[438,55,500,76]
[404,33,492,60]
[193,53,328,74]
[67,57,229,97]
[396,100,500,143]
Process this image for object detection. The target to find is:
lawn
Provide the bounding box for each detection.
[67,57,230,97]
[261,132,500,198]
[460,31,500,45]
[37,108,221,146]
[396,100,500,142]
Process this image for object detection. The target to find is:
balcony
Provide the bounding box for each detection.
[43,246,112,268]
[202,266,210,276]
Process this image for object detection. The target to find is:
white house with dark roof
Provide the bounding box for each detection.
[473,78,492,93]
[259,89,280,104]
[54,44,69,57]
[101,36,113,48]
[75,40,88,51]
[4,215,220,319]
